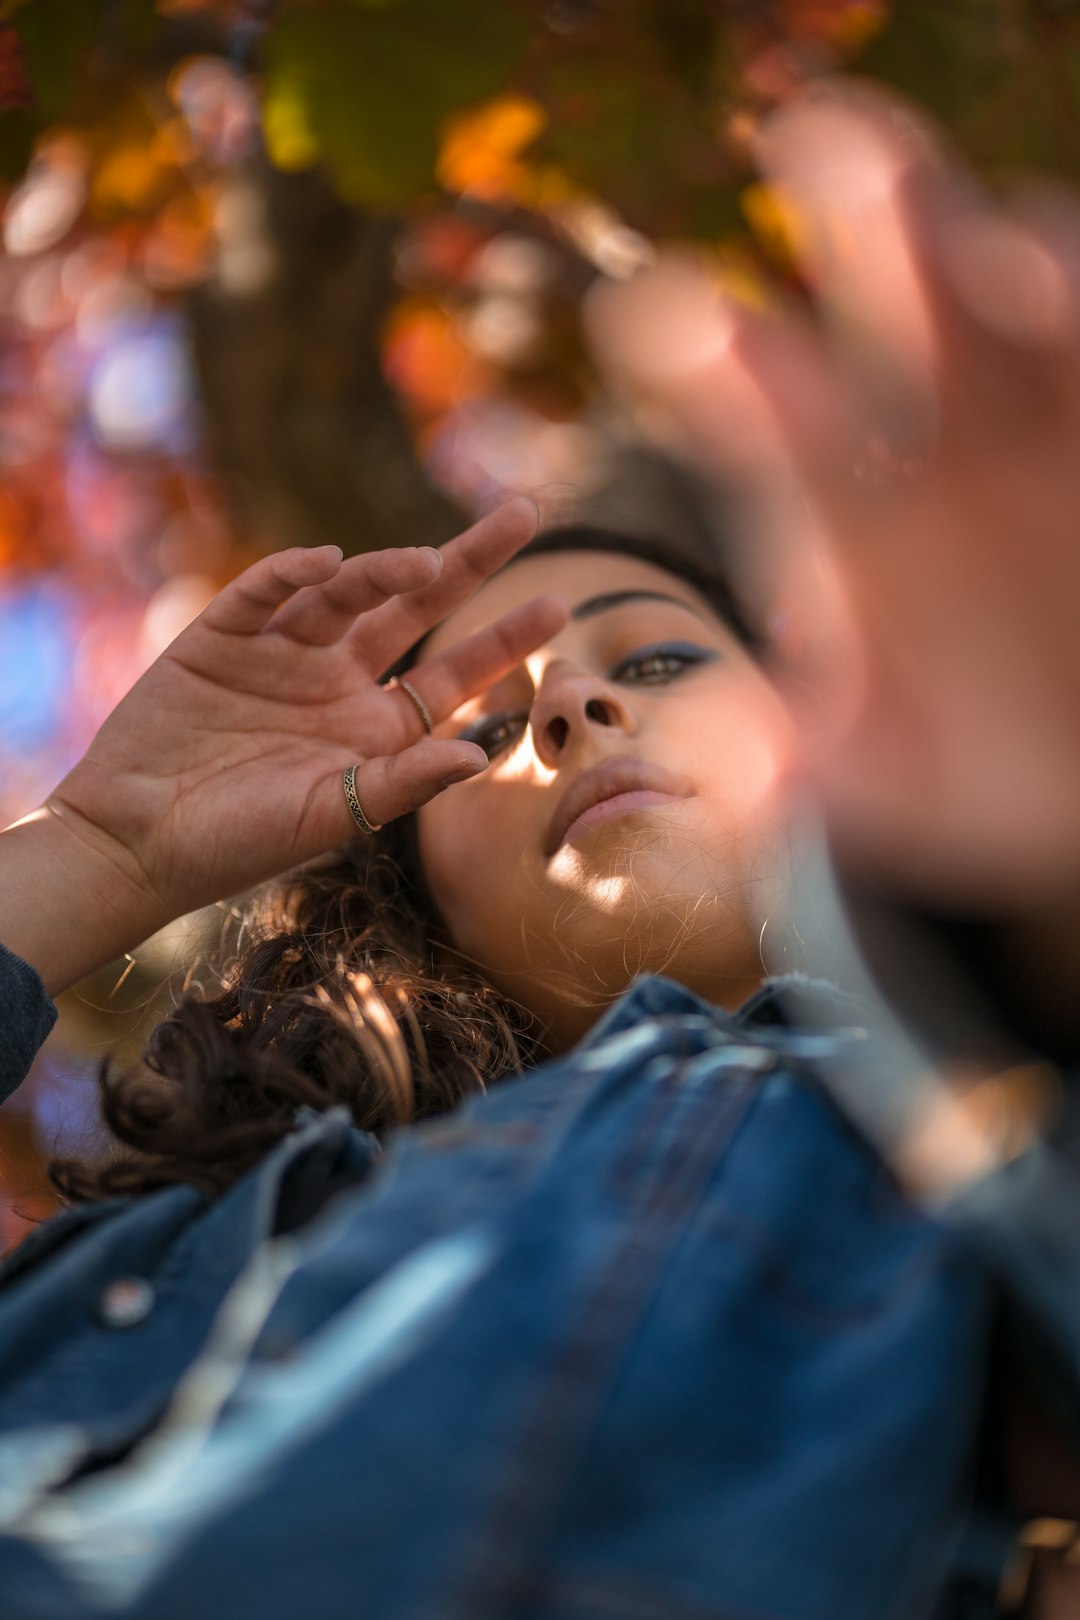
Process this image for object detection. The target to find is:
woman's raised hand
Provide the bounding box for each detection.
[3,498,565,992]
[590,86,1080,912]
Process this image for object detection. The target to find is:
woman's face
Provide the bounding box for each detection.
[416,549,793,1049]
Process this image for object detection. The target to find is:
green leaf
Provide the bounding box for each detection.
[963,35,1080,181]
[856,0,1026,129]
[16,0,110,122]
[0,107,35,181]
[534,53,739,237]
[0,0,160,186]
[261,0,531,209]
[641,0,719,102]
[683,180,745,241]
[858,0,1080,183]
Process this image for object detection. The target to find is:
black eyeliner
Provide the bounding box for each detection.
[610,640,717,680]
[458,709,526,754]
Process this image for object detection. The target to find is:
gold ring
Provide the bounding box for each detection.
[343,765,382,835]
[389,675,433,735]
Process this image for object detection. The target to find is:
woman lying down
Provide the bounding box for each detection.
[2,85,1080,1620]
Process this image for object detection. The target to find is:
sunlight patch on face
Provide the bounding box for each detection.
[547,843,632,911]
[582,871,631,911]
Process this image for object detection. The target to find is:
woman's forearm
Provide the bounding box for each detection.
[0,802,173,998]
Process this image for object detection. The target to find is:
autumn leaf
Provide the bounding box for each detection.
[261,0,531,209]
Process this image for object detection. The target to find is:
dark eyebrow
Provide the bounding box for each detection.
[570,589,708,623]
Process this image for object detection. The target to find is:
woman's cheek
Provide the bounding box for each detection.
[729,704,792,816]
[697,684,795,821]
[417,783,516,944]
[423,768,566,976]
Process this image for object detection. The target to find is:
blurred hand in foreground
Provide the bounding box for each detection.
[589,84,1080,913]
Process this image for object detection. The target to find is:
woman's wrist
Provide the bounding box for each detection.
[0,801,174,997]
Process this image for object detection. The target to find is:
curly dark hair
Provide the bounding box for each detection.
[51,523,762,1203]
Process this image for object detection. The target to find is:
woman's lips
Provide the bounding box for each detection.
[563,788,684,849]
[546,758,693,856]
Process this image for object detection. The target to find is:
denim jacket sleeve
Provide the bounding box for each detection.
[0,941,58,1105]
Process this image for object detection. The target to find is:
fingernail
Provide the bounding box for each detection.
[585,260,734,380]
[314,544,343,558]
[506,494,540,532]
[419,546,442,567]
[441,763,483,787]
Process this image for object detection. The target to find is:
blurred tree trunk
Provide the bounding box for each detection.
[188,159,463,557]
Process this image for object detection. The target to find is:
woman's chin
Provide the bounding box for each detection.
[554,889,765,996]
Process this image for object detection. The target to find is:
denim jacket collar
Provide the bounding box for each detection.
[574,971,869,1054]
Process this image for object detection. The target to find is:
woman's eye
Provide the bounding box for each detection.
[456,644,714,756]
[612,642,713,685]
[459,712,528,760]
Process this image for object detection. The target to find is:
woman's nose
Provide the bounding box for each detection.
[530,664,634,766]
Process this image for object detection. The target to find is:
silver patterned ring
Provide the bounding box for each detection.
[388,675,433,735]
[343,764,382,835]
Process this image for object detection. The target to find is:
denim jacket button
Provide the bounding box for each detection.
[95,1276,156,1329]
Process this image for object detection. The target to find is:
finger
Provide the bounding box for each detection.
[755,87,945,381]
[756,88,1072,449]
[586,256,877,699]
[725,305,863,505]
[266,546,444,646]
[900,173,1080,439]
[1009,181,1080,416]
[388,594,568,734]
[1011,179,1080,345]
[866,184,1071,454]
[200,546,344,637]
[350,496,540,672]
[344,739,488,831]
[586,257,778,471]
[587,254,852,478]
[587,254,856,531]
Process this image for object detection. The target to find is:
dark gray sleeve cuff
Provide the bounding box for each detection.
[0,941,58,1103]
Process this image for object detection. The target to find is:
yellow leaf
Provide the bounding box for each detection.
[715,257,770,313]
[382,297,481,418]
[828,1,890,56]
[262,69,319,173]
[150,115,196,169]
[437,93,545,200]
[740,182,806,269]
[92,142,168,212]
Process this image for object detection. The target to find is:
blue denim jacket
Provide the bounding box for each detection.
[0,939,1068,1620]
